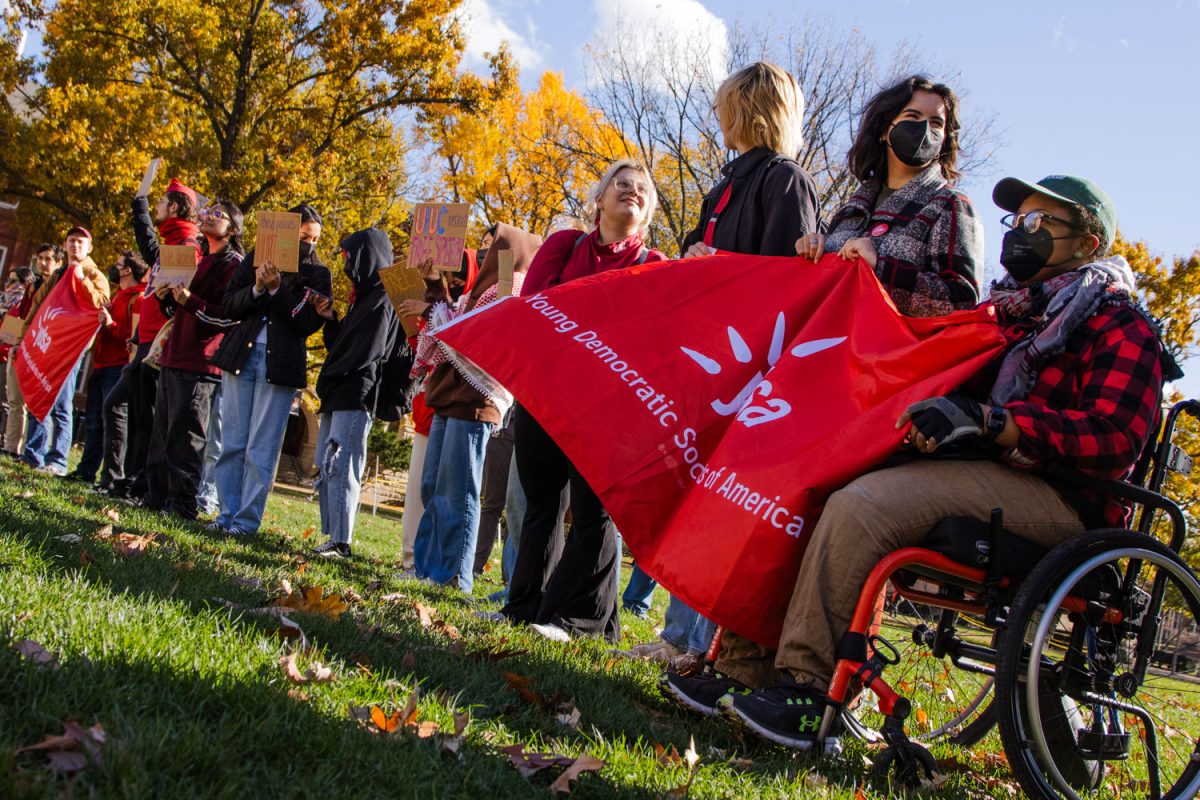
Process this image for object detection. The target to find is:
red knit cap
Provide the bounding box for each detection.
[166,178,198,207]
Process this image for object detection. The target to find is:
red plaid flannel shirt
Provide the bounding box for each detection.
[997,297,1165,527]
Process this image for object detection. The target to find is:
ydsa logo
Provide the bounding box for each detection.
[680,312,845,428]
[32,305,65,353]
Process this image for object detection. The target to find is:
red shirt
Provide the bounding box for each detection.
[94,282,145,369]
[521,229,667,296]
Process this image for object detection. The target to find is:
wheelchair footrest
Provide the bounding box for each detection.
[1077,729,1131,760]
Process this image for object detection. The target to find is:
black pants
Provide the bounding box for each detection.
[473,424,515,574]
[75,365,122,482]
[100,357,136,489]
[502,406,620,642]
[144,366,218,520]
[124,342,157,498]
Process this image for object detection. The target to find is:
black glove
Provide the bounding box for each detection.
[904,395,985,449]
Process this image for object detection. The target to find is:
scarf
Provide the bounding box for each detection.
[988,255,1136,406]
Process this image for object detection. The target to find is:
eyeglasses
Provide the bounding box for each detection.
[611,177,651,197]
[1000,210,1080,235]
[201,208,229,222]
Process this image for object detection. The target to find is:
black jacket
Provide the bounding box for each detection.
[315,229,399,413]
[680,146,820,257]
[211,248,333,389]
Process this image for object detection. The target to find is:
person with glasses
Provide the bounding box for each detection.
[795,75,983,317]
[497,159,668,643]
[663,175,1180,755]
[143,199,244,520]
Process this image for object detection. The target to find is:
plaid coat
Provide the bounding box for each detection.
[823,164,984,317]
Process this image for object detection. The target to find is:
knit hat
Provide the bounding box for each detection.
[166,178,198,208]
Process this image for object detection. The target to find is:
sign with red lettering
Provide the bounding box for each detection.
[407,202,470,272]
[432,254,1006,647]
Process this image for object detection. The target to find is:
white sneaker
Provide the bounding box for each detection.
[530,623,571,643]
[622,639,685,663]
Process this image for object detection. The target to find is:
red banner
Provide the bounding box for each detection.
[435,254,1006,647]
[15,268,102,423]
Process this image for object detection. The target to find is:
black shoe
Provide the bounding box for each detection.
[659,670,752,717]
[63,471,91,483]
[312,540,352,559]
[718,682,831,750]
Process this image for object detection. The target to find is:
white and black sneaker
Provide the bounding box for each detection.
[312,540,352,559]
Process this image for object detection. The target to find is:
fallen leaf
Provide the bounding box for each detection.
[654,742,682,766]
[101,506,121,523]
[274,585,350,620]
[263,614,308,648]
[71,494,85,504]
[94,524,114,539]
[854,788,868,800]
[555,704,582,730]
[500,744,576,778]
[113,532,157,557]
[379,592,407,603]
[15,721,106,775]
[301,525,315,540]
[349,704,402,735]
[549,754,604,794]
[401,652,417,670]
[79,550,93,566]
[363,580,386,594]
[232,576,265,591]
[11,639,59,669]
[286,688,310,703]
[415,720,440,738]
[683,736,699,770]
[16,611,33,623]
[280,651,335,684]
[18,489,34,499]
[413,601,435,629]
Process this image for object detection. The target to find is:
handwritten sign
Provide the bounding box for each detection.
[255,211,302,273]
[154,245,197,289]
[0,313,24,346]
[136,157,162,198]
[379,262,430,337]
[407,202,470,272]
[496,249,514,298]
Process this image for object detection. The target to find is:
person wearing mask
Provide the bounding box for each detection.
[125,178,202,501]
[143,199,243,520]
[641,61,822,666]
[309,228,399,559]
[21,227,109,475]
[210,204,332,535]
[402,225,543,594]
[67,251,148,485]
[0,266,35,450]
[499,160,667,643]
[3,245,62,457]
[794,75,983,317]
[665,177,1175,751]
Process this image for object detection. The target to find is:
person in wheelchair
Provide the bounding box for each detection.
[662,174,1179,749]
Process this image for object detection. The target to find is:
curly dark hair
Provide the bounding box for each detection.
[847,75,962,184]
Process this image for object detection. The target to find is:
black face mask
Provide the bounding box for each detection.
[108,266,123,284]
[299,241,315,263]
[999,228,1055,281]
[888,119,943,167]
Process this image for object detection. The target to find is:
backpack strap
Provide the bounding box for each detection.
[571,232,589,255]
[635,246,650,265]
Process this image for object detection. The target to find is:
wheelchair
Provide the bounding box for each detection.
[710,399,1200,799]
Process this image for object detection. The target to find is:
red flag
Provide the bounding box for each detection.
[15,268,102,423]
[435,254,1006,647]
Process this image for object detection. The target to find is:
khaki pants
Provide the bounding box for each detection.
[715,459,1085,689]
[4,357,25,454]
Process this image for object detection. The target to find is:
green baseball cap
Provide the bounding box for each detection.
[993,174,1117,243]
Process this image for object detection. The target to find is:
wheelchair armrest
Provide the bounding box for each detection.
[1040,464,1187,551]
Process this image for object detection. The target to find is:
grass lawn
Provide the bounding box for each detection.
[0,458,1064,798]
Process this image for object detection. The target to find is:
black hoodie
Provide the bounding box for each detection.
[315,228,399,413]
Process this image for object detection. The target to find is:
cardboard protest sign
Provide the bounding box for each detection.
[379,262,429,337]
[496,249,514,298]
[0,313,24,346]
[255,211,302,272]
[136,157,162,198]
[155,245,198,288]
[407,202,470,272]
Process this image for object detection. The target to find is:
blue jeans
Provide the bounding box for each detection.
[413,414,493,593]
[196,385,222,515]
[75,365,123,481]
[316,410,372,545]
[622,562,658,618]
[662,596,718,655]
[214,345,296,533]
[23,357,81,471]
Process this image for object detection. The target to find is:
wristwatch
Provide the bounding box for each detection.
[985,406,1007,440]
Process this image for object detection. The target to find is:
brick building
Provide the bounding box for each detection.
[0,199,37,279]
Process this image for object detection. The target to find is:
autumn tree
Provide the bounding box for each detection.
[0,0,513,263]
[418,70,628,239]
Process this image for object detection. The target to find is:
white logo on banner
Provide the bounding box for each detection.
[681,312,845,429]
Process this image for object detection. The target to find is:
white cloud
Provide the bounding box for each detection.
[456,0,544,73]
[589,0,729,87]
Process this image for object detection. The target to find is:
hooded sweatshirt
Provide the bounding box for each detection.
[315,228,400,413]
[131,196,201,344]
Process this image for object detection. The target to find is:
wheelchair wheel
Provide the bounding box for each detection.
[997,530,1200,800]
[840,577,996,745]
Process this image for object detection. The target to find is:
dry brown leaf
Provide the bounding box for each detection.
[16,611,33,623]
[379,592,407,603]
[101,506,121,523]
[415,720,440,739]
[452,711,470,737]
[70,494,86,504]
[549,754,604,794]
[113,532,157,557]
[17,489,34,499]
[286,688,310,703]
[654,742,682,766]
[79,549,93,566]
[555,704,582,730]
[413,601,435,629]
[349,704,402,735]
[11,639,59,669]
[279,651,335,684]
[401,652,417,670]
[301,525,315,540]
[15,721,106,775]
[433,619,461,640]
[274,585,349,620]
[500,744,576,778]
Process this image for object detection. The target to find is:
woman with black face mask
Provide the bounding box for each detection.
[795,75,984,317]
[209,204,333,535]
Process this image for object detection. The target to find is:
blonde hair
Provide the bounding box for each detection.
[714,62,805,157]
[586,158,658,236]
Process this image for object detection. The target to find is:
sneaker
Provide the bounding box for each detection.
[393,568,418,581]
[624,639,686,663]
[659,670,752,717]
[206,521,228,533]
[312,540,352,559]
[530,623,571,642]
[473,610,507,623]
[718,682,829,750]
[37,465,67,477]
